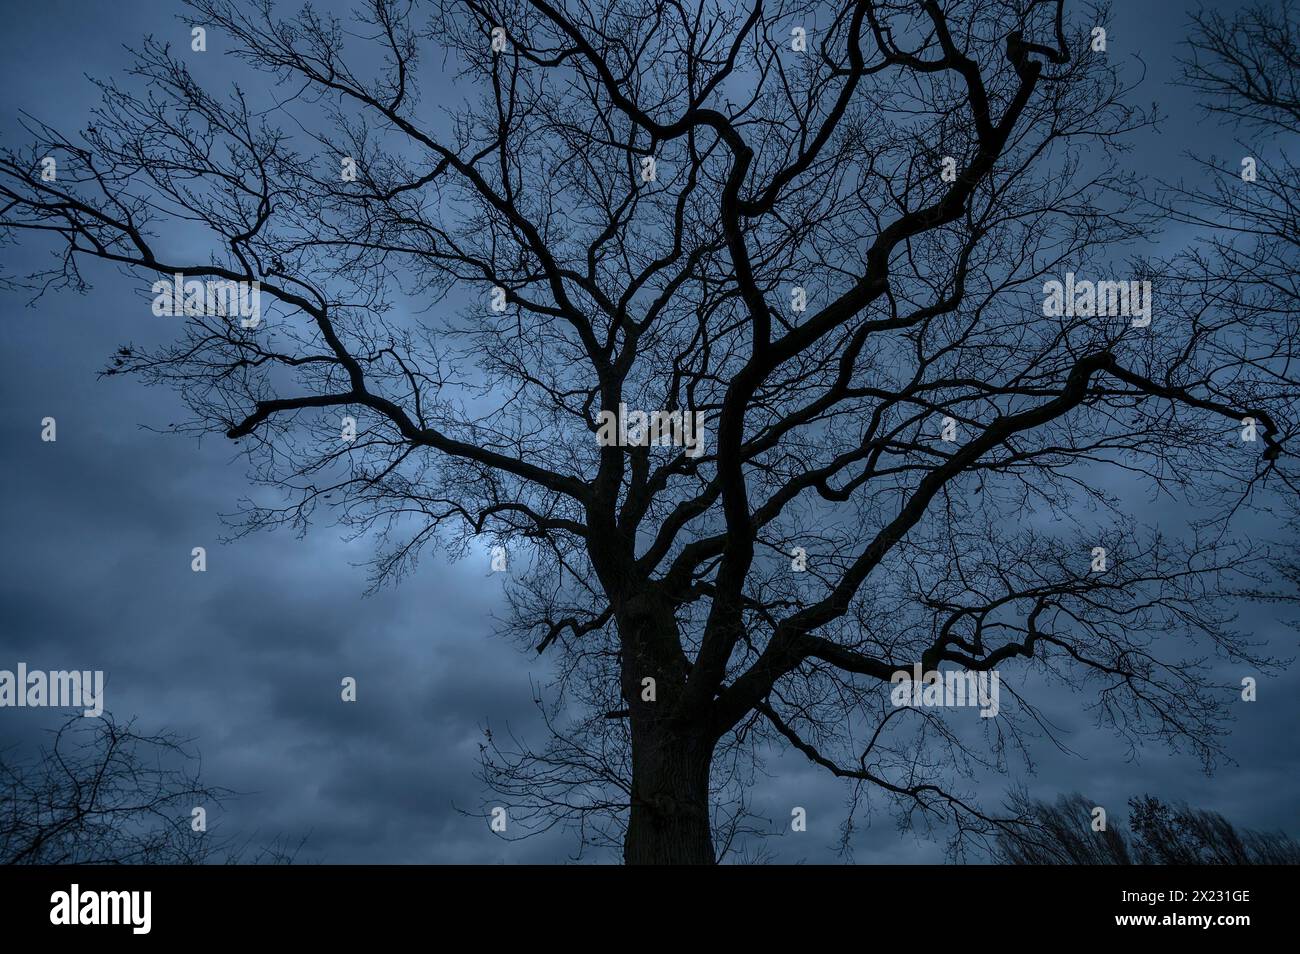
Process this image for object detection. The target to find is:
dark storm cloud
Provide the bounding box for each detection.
[1,0,1295,865]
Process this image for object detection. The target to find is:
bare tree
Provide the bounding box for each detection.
[2,715,215,864]
[1,0,1293,864]
[1156,0,1300,602]
[996,790,1300,864]
[995,792,1133,864]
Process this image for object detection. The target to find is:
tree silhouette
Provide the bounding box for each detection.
[996,790,1300,864]
[1159,0,1300,590]
[1,0,1294,863]
[0,713,295,865]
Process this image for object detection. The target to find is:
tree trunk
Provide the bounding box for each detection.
[624,725,715,864]
[611,589,716,864]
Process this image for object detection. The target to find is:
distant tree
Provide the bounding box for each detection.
[0,714,295,865]
[996,790,1300,864]
[996,791,1133,864]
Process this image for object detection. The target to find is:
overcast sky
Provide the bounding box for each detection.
[1,0,1297,864]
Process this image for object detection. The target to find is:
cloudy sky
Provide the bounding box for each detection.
[1,0,1297,864]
